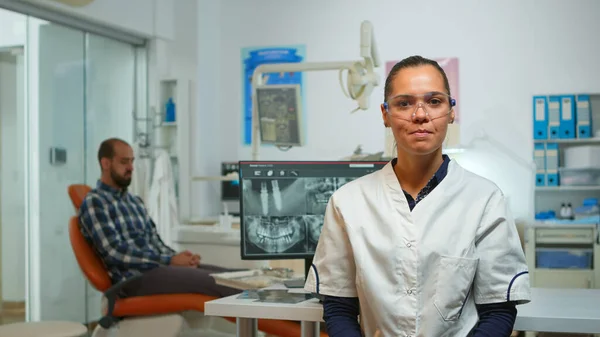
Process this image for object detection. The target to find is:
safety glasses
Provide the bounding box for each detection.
[383,92,456,121]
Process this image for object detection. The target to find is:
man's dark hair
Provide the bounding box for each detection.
[97,138,129,165]
[384,55,451,101]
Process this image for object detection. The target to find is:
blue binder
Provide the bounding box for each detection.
[576,95,592,139]
[545,143,559,186]
[534,143,546,186]
[548,96,561,139]
[559,95,576,139]
[533,96,548,139]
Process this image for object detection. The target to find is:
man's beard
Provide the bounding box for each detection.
[111,170,132,188]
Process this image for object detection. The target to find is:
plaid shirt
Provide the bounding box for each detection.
[78,180,176,283]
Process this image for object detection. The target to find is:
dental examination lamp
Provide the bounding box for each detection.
[250,20,381,160]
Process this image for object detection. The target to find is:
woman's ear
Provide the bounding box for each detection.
[381,104,390,128]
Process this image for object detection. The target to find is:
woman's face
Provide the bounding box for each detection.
[380,65,454,156]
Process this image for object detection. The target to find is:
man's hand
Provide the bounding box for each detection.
[170,250,201,267]
[190,253,201,267]
[169,251,195,267]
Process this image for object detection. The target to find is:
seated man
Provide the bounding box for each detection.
[79,137,240,298]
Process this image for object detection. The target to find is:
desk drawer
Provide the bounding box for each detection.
[536,248,593,269]
[535,228,594,244]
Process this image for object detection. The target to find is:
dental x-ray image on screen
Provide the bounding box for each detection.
[239,161,387,260]
[244,215,307,254]
[305,177,356,214]
[242,178,307,217]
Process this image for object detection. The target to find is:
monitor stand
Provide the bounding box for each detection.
[283,257,313,288]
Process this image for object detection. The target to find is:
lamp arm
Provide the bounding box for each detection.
[361,20,381,68]
[249,20,381,160]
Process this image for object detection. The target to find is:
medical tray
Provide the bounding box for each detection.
[210,268,294,290]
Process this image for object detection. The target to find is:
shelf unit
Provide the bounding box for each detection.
[528,93,600,297]
[533,138,600,216]
[154,78,195,225]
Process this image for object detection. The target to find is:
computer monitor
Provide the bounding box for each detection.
[239,160,387,278]
[221,162,240,201]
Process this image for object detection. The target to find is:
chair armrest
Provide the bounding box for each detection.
[99,273,143,329]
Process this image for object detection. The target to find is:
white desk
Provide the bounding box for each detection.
[206,286,600,337]
[514,287,600,334]
[205,284,322,337]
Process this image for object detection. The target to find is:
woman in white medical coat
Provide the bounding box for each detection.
[304,55,531,337]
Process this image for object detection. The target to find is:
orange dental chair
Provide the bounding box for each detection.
[67,184,324,337]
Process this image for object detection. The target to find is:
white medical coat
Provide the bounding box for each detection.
[130,144,152,204]
[304,160,531,337]
[147,149,179,246]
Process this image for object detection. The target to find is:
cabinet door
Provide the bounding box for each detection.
[534,269,593,288]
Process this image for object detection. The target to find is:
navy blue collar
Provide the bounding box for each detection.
[392,154,450,183]
[392,154,451,209]
[434,154,450,183]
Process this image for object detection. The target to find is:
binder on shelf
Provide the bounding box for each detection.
[545,143,559,186]
[576,94,592,139]
[559,94,576,139]
[533,96,548,139]
[534,143,546,186]
[548,96,561,139]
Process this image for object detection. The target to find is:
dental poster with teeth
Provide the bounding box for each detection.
[241,45,306,145]
[385,57,459,122]
[239,161,387,259]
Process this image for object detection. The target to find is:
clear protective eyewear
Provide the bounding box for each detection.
[383,91,456,121]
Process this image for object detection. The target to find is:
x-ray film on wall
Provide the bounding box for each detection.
[256,84,303,147]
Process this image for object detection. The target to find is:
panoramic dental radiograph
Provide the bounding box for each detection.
[305,177,355,214]
[245,215,306,254]
[243,178,308,254]
[243,178,307,217]
[242,176,356,254]
[305,214,324,253]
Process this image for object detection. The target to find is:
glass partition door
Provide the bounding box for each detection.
[26,18,87,322]
[25,17,143,324]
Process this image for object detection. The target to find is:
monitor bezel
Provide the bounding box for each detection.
[238,160,388,261]
[221,161,240,201]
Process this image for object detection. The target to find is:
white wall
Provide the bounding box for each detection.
[194,0,600,220]
[0,9,25,48]
[0,8,26,304]
[0,52,26,302]
[19,0,159,38]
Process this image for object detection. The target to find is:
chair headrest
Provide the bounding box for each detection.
[68,184,92,210]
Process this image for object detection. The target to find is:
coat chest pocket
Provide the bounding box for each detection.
[433,255,479,321]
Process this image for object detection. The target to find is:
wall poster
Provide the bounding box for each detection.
[241,45,306,145]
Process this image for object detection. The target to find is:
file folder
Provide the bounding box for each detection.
[576,95,592,139]
[534,143,546,186]
[533,96,548,139]
[548,96,561,139]
[545,143,559,186]
[559,95,576,139]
